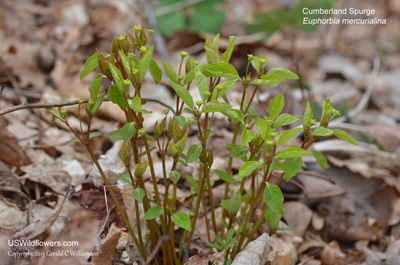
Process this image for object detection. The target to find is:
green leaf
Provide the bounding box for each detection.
[204,34,219,64]
[256,119,270,141]
[222,191,241,214]
[204,46,218,65]
[184,69,195,85]
[250,56,261,72]
[276,146,310,159]
[185,174,198,190]
[265,208,281,232]
[108,63,124,92]
[119,172,132,184]
[89,74,103,101]
[134,161,149,177]
[303,101,313,129]
[132,188,145,203]
[163,61,178,83]
[149,59,162,84]
[221,109,244,122]
[202,101,231,113]
[67,131,103,143]
[118,50,131,78]
[122,122,135,143]
[169,170,181,184]
[311,127,334,137]
[192,0,225,33]
[274,114,301,128]
[128,97,142,113]
[212,169,238,184]
[241,128,255,147]
[186,144,203,163]
[278,128,302,147]
[107,129,123,140]
[333,129,358,145]
[228,144,248,159]
[144,206,164,220]
[90,92,105,115]
[266,68,299,79]
[139,46,154,82]
[269,93,285,120]
[169,80,194,109]
[177,160,188,168]
[237,161,263,180]
[225,228,235,245]
[108,84,127,110]
[195,67,208,101]
[207,242,224,251]
[168,142,179,157]
[80,53,107,79]
[230,191,241,214]
[321,98,332,122]
[284,157,303,181]
[47,108,66,123]
[311,150,328,170]
[200,62,240,79]
[268,158,278,173]
[221,36,236,63]
[156,9,185,36]
[172,212,192,231]
[175,116,186,127]
[176,132,187,153]
[251,75,284,86]
[264,183,284,215]
[211,79,237,101]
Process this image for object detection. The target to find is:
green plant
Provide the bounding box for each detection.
[155,0,225,36]
[47,25,357,264]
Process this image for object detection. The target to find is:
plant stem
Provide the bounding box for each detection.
[85,144,147,260]
[243,204,268,248]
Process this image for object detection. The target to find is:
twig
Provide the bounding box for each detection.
[154,0,206,17]
[137,0,169,62]
[292,56,380,137]
[0,97,176,116]
[181,245,189,265]
[145,235,170,265]
[330,56,380,125]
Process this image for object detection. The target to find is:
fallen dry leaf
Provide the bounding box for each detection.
[92,230,122,265]
[0,117,31,167]
[189,251,224,265]
[232,233,271,265]
[12,194,67,240]
[283,202,313,237]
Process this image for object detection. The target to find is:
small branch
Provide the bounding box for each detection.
[145,235,170,265]
[330,56,380,126]
[154,0,205,17]
[0,97,175,116]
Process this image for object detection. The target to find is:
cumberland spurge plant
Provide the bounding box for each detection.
[47,25,357,264]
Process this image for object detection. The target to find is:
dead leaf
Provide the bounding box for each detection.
[92,230,122,265]
[232,233,271,265]
[12,194,67,240]
[41,209,100,265]
[0,117,31,167]
[267,231,298,265]
[283,202,313,237]
[189,251,225,265]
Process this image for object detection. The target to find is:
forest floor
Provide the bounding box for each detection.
[0,0,400,264]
